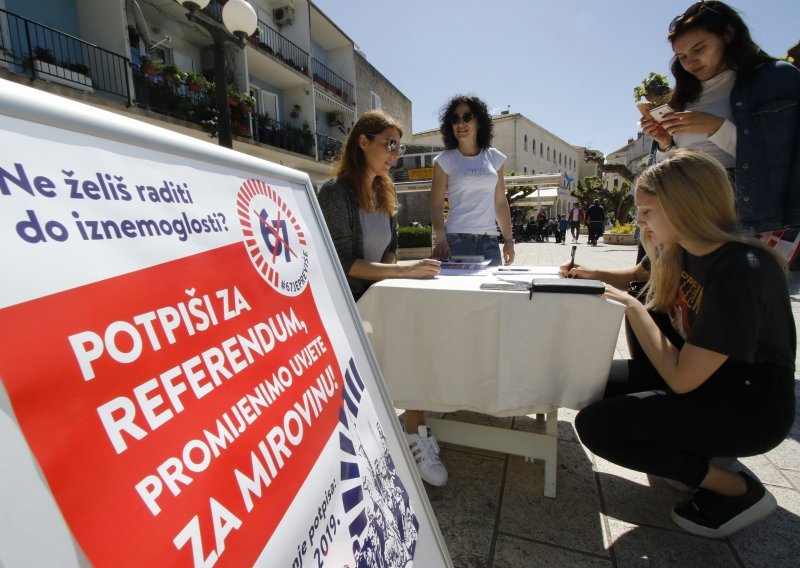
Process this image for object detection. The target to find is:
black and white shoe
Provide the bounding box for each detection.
[671,472,777,538]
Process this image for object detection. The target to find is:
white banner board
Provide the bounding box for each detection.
[0,79,451,568]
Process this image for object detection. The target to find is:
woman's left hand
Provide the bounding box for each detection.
[659,110,725,137]
[601,283,636,308]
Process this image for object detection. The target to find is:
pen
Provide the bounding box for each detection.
[496,268,529,272]
[568,245,577,277]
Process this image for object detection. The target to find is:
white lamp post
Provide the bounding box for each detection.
[179,0,257,148]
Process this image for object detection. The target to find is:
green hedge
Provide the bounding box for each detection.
[397,226,432,248]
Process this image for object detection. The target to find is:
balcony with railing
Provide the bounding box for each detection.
[316,132,342,162]
[312,58,353,105]
[0,8,130,103]
[252,114,315,157]
[248,22,309,76]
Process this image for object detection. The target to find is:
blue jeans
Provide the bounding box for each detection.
[447,233,502,266]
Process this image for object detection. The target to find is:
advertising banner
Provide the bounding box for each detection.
[0,80,450,568]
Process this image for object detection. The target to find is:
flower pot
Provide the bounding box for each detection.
[603,233,637,245]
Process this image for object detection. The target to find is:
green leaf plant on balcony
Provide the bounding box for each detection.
[224,88,256,117]
[161,63,185,86]
[139,55,163,77]
[185,71,211,93]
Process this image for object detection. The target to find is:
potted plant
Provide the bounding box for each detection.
[33,46,56,64]
[185,71,209,93]
[603,221,638,245]
[161,63,183,86]
[240,93,256,113]
[140,55,162,77]
[290,104,302,119]
[397,226,433,260]
[249,27,261,45]
[633,72,672,117]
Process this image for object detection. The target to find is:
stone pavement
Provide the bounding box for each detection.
[407,238,800,568]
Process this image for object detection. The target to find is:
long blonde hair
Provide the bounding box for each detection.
[638,149,784,311]
[330,110,400,215]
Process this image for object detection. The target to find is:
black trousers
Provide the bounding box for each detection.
[569,221,580,239]
[587,221,603,243]
[575,345,795,487]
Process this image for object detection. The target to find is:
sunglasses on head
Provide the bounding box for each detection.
[366,133,406,156]
[449,111,474,125]
[669,1,720,35]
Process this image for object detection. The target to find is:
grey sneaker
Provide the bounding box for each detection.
[406,426,448,486]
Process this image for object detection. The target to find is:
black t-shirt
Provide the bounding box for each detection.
[670,242,796,400]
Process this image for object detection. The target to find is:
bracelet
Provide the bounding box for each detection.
[660,138,676,152]
[505,239,515,245]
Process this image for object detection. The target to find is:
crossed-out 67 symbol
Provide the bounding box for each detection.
[237,179,309,296]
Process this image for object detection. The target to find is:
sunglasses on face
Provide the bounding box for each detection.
[449,111,474,125]
[366,133,406,156]
[669,1,719,35]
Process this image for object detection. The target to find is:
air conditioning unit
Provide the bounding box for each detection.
[273,5,295,27]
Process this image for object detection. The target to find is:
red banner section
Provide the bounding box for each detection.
[0,243,343,567]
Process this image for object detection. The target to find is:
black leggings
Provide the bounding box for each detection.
[575,360,794,486]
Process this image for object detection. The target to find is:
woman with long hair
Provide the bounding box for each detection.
[575,150,795,538]
[317,110,447,487]
[641,0,800,234]
[430,95,515,266]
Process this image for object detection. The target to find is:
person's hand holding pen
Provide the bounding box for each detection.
[559,246,596,279]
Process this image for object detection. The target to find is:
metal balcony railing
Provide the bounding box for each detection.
[0,8,130,103]
[316,132,342,162]
[252,114,315,157]
[250,21,309,76]
[312,59,353,105]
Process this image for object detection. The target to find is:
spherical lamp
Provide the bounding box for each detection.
[222,0,258,40]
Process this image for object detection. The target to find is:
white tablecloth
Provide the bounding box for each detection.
[357,270,625,416]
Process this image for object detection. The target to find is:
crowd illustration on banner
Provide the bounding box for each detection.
[339,358,419,568]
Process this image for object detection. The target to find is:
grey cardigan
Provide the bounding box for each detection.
[317,177,398,300]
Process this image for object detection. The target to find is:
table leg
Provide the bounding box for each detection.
[425,407,559,498]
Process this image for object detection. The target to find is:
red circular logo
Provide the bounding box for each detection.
[237,179,309,296]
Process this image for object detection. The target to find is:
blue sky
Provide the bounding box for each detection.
[311,0,799,154]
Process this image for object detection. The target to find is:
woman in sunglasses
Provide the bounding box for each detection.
[430,95,515,266]
[318,110,448,487]
[641,0,800,236]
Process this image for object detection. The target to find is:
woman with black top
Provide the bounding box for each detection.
[575,150,795,538]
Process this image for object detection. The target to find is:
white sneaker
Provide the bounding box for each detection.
[406,426,448,486]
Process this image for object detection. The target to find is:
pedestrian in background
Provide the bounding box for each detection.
[586,199,606,246]
[568,203,585,243]
[558,214,569,244]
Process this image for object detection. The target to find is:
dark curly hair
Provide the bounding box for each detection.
[667,1,772,110]
[439,95,493,150]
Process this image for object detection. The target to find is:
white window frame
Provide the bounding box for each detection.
[370,90,382,110]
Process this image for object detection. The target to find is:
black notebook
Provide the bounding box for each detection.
[529,278,605,295]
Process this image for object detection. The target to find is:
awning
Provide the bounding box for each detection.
[314,90,354,116]
[511,187,560,207]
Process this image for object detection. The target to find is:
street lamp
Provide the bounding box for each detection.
[179,0,257,148]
